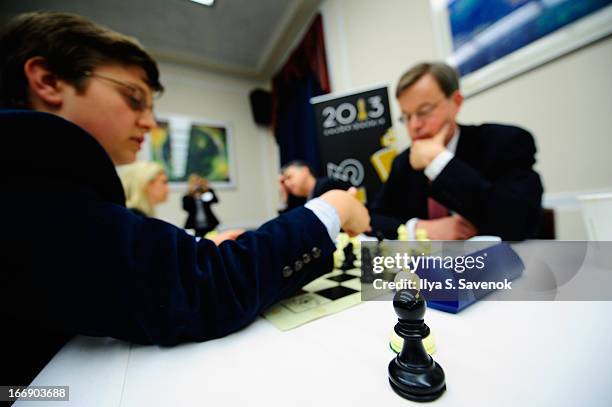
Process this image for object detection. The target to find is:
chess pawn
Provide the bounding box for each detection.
[340,242,357,270]
[388,289,446,401]
[360,246,375,284]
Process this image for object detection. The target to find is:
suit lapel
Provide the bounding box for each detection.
[455,124,479,168]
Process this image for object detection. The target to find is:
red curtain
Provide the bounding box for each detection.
[272,14,330,128]
[271,13,330,170]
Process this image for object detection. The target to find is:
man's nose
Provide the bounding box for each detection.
[409,116,423,134]
[138,109,157,131]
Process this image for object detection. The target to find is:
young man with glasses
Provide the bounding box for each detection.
[370,62,543,240]
[0,11,370,388]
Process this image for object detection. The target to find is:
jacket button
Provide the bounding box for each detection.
[311,247,321,259]
[302,253,311,264]
[294,260,304,271]
[282,266,293,278]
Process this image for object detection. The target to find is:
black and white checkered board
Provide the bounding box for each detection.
[263,268,362,330]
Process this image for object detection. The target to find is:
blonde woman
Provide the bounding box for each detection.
[119,161,169,217]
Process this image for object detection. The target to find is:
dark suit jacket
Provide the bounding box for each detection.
[283,177,351,212]
[183,190,220,231]
[1,110,336,387]
[370,123,543,240]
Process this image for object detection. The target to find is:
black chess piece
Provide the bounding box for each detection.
[388,289,446,402]
[340,242,357,270]
[360,246,375,284]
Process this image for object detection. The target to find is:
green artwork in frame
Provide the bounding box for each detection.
[185,124,231,183]
[147,114,235,187]
[149,120,173,176]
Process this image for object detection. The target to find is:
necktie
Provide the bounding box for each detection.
[427,197,448,219]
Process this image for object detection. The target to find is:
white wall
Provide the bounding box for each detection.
[320,0,612,239]
[143,61,280,229]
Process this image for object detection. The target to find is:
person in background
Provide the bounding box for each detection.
[183,173,220,237]
[279,160,351,213]
[1,11,370,389]
[119,161,169,217]
[370,62,543,240]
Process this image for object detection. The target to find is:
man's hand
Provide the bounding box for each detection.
[210,229,245,246]
[319,190,371,237]
[278,175,289,203]
[410,123,449,170]
[415,214,477,240]
[200,178,210,192]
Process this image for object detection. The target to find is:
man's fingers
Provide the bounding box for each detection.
[227,229,245,239]
[455,218,477,237]
[462,222,478,238]
[344,206,371,237]
[434,123,450,143]
[454,214,474,227]
[455,215,469,228]
[211,229,245,245]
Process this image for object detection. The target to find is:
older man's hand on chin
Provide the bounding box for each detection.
[409,123,450,170]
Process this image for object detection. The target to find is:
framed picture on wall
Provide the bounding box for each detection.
[430,0,612,96]
[143,113,236,189]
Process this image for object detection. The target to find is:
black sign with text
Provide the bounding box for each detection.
[311,86,394,203]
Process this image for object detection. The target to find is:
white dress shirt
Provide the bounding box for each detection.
[304,198,341,242]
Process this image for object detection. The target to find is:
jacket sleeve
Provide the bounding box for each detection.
[209,188,219,204]
[432,128,543,240]
[182,195,194,211]
[44,204,336,346]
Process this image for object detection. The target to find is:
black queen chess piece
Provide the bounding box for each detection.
[388,289,446,401]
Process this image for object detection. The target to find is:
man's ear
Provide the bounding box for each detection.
[23,57,65,108]
[450,90,464,115]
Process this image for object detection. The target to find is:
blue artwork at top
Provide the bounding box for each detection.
[448,0,612,76]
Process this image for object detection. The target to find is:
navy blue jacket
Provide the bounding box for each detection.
[370,124,543,240]
[0,111,336,386]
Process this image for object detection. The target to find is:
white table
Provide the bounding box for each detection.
[20,298,612,407]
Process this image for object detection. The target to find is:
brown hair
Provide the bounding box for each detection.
[395,62,459,98]
[281,160,315,175]
[0,11,163,108]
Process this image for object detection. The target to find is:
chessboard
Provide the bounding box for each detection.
[262,267,362,331]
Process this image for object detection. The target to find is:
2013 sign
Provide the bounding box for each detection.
[322,96,385,128]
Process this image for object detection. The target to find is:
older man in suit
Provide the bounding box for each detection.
[370,62,543,240]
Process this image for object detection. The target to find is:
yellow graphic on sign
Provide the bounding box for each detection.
[370,128,397,182]
[357,98,368,122]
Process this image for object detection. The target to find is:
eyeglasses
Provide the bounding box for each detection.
[398,97,446,124]
[84,72,154,112]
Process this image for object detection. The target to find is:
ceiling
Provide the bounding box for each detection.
[0,0,322,79]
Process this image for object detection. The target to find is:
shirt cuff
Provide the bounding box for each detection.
[405,218,420,240]
[305,198,341,242]
[424,149,454,181]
